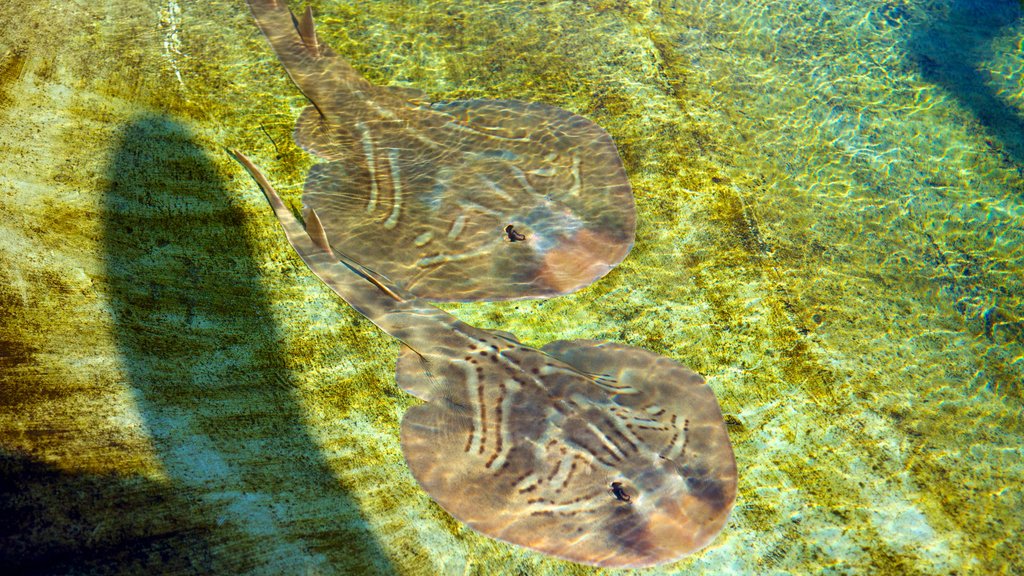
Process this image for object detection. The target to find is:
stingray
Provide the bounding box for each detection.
[231,151,736,568]
[247,0,636,301]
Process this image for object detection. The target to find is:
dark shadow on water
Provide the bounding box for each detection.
[907,0,1023,166]
[99,115,395,574]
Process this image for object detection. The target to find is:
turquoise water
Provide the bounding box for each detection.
[0,0,1021,573]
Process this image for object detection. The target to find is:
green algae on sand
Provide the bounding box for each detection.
[0,0,1021,573]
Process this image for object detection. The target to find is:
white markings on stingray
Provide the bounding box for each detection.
[659,417,688,461]
[458,199,506,219]
[366,97,399,122]
[586,420,627,461]
[442,120,532,142]
[514,472,541,493]
[416,246,494,267]
[567,155,582,197]
[413,231,434,247]
[384,148,403,229]
[447,213,466,240]
[508,165,538,196]
[477,174,514,203]
[461,361,484,455]
[483,378,522,471]
[547,452,578,491]
[356,122,379,214]
[524,487,606,517]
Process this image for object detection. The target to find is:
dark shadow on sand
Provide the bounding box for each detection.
[99,115,395,574]
[0,449,216,575]
[907,0,1023,167]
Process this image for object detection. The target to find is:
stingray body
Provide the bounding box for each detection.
[248,0,635,301]
[241,1,734,567]
[232,151,736,568]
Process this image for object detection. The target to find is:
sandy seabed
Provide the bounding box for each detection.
[1,0,1021,574]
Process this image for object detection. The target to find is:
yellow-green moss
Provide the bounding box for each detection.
[1,0,1022,573]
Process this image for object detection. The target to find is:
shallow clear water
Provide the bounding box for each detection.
[0,0,1021,574]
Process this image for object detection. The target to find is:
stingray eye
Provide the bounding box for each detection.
[504,224,526,242]
[610,481,632,503]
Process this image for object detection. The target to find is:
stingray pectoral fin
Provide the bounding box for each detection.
[384,85,430,104]
[540,340,711,392]
[401,337,736,567]
[489,329,521,344]
[541,339,738,560]
[295,106,359,160]
[396,344,435,401]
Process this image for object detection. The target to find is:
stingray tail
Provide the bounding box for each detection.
[229,148,403,300]
[247,0,370,121]
[230,150,461,353]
